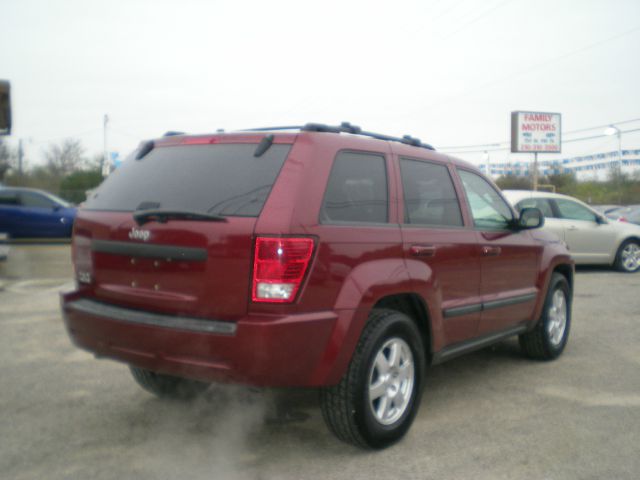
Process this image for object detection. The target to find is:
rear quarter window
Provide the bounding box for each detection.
[84,144,291,216]
[321,151,388,224]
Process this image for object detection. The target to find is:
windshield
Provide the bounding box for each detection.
[83,143,290,216]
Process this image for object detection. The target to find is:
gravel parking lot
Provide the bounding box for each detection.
[1,245,639,480]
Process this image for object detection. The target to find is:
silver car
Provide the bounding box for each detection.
[503,190,640,273]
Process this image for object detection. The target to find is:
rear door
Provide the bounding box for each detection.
[399,158,481,345]
[76,140,292,320]
[456,169,541,335]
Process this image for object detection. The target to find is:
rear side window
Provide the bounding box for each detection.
[555,199,597,222]
[400,159,462,227]
[321,151,388,223]
[84,144,291,216]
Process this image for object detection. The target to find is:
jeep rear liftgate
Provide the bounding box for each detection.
[74,142,292,319]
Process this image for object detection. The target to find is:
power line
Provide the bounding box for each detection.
[440,127,640,154]
[411,24,640,117]
[439,118,640,151]
[441,0,518,40]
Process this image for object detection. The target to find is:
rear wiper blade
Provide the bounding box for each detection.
[133,209,227,226]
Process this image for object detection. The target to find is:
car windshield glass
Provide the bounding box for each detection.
[83,144,291,216]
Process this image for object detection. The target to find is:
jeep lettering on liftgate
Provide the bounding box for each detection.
[61,123,574,449]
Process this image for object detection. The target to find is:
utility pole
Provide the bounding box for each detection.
[483,150,491,178]
[18,138,23,176]
[102,114,109,176]
[532,152,539,191]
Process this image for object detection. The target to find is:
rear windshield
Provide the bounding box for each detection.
[84,143,291,216]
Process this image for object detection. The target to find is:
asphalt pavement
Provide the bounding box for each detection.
[1,245,639,480]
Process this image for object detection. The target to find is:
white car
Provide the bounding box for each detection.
[503,190,640,273]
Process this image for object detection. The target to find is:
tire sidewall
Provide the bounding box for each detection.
[540,275,572,358]
[353,313,425,448]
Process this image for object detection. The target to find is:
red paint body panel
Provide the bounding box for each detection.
[61,128,574,388]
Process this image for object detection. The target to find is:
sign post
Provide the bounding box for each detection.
[511,111,562,190]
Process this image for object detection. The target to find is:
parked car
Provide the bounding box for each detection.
[0,187,77,239]
[592,204,622,215]
[606,205,640,225]
[504,190,640,272]
[0,232,8,260]
[61,123,574,449]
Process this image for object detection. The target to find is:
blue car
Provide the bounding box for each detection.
[0,187,77,239]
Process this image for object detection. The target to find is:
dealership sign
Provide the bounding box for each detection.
[511,111,561,153]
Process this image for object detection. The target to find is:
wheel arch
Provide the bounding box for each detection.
[373,293,433,362]
[552,263,574,294]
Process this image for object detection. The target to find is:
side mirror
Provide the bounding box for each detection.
[595,215,607,225]
[517,207,544,229]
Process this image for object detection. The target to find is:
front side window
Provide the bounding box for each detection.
[0,190,19,205]
[321,151,388,223]
[400,158,463,227]
[555,199,597,222]
[458,169,513,229]
[516,197,555,218]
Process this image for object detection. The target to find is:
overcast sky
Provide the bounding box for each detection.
[1,0,639,167]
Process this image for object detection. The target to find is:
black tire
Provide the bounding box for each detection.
[320,309,425,449]
[129,366,209,400]
[614,239,640,273]
[519,273,571,360]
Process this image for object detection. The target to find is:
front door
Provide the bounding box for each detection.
[457,169,541,335]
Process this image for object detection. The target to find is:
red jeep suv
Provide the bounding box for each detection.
[61,123,574,449]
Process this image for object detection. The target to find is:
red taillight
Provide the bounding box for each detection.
[252,237,314,303]
[72,235,93,285]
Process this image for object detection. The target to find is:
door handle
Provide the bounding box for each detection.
[567,225,578,231]
[482,246,501,256]
[410,245,437,257]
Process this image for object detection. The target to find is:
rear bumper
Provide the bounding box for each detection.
[61,291,341,387]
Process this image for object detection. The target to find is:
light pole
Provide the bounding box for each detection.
[604,125,622,170]
[605,125,623,202]
[483,150,490,178]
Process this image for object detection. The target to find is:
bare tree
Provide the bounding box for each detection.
[0,138,15,181]
[44,138,85,177]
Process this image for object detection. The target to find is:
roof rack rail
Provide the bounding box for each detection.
[236,122,435,150]
[301,122,435,150]
[163,131,185,137]
[241,126,303,132]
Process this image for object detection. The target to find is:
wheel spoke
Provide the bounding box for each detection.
[387,342,399,369]
[398,359,413,382]
[369,379,387,401]
[374,351,390,375]
[376,395,389,421]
